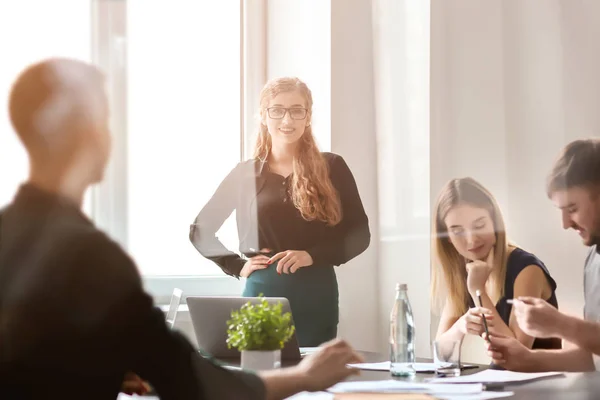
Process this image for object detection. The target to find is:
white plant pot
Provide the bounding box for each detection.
[241,349,282,370]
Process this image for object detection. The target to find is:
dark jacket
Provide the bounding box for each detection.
[0,184,265,400]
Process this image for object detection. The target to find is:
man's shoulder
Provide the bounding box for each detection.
[73,227,136,269]
[62,226,145,310]
[49,221,140,285]
[585,245,600,269]
[53,217,114,251]
[67,223,119,249]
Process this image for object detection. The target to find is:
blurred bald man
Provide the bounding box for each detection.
[0,58,363,400]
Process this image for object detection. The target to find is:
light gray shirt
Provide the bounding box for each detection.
[583,245,600,370]
[584,245,600,321]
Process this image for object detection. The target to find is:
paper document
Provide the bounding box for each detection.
[346,361,390,371]
[347,361,476,373]
[328,380,484,395]
[286,393,513,400]
[285,392,333,400]
[300,347,321,355]
[437,393,513,400]
[428,369,563,384]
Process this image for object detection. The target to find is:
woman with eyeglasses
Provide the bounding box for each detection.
[431,177,561,362]
[190,77,370,346]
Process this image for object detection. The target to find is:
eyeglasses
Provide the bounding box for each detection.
[266,107,308,120]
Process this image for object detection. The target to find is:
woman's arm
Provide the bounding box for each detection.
[189,164,245,277]
[306,155,371,266]
[508,265,553,347]
[435,301,465,344]
[435,299,494,342]
[475,265,550,347]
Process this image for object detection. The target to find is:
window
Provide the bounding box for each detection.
[125,1,242,277]
[92,0,259,299]
[372,0,430,239]
[405,0,430,219]
[266,0,331,151]
[0,1,93,215]
[1,1,268,300]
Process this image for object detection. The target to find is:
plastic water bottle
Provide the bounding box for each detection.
[390,283,415,377]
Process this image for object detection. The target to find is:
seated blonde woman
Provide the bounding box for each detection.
[431,178,561,365]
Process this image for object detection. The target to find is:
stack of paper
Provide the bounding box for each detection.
[285,369,564,400]
[346,361,390,371]
[287,393,513,400]
[300,347,322,356]
[428,369,564,384]
[328,380,484,395]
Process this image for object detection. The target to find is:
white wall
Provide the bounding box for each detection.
[266,0,381,351]
[431,0,600,363]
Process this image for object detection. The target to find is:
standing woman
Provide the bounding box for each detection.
[190,77,370,346]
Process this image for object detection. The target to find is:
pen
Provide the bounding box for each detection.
[476,290,491,342]
[483,383,505,391]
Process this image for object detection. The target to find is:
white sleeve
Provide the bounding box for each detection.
[594,354,600,371]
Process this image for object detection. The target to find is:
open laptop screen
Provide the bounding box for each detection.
[186,296,302,361]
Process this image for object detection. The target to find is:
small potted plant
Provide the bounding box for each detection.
[226,295,295,370]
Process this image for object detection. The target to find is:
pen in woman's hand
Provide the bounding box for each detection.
[476,289,491,343]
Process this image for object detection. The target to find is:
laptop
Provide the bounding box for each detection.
[186,296,302,361]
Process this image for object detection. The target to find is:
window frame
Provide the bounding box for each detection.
[90,0,266,303]
[372,0,430,243]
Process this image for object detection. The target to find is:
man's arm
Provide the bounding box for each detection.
[80,233,265,399]
[559,314,600,357]
[527,342,595,372]
[198,338,363,400]
[258,368,309,400]
[85,234,363,399]
[512,296,600,357]
[487,334,595,372]
[259,339,363,400]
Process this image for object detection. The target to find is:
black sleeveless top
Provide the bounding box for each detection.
[468,247,562,350]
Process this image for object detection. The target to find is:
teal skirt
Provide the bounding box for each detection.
[242,263,339,347]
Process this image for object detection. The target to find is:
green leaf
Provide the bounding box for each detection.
[226,295,295,351]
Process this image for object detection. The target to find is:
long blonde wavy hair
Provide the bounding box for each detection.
[431,178,510,318]
[254,77,342,226]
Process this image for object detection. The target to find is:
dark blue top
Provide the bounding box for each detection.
[468,247,562,350]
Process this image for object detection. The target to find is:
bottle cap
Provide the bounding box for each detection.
[396,283,407,290]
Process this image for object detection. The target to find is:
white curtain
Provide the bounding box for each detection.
[372,0,431,357]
